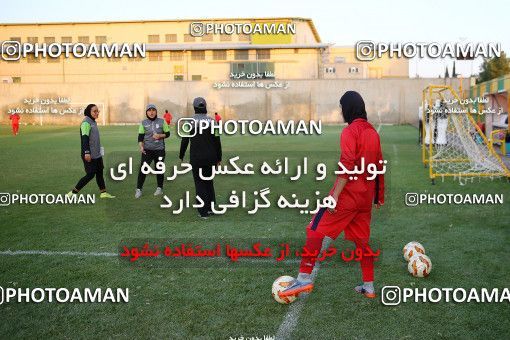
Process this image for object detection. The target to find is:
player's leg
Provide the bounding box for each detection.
[72,172,95,193]
[280,206,355,298]
[201,164,216,214]
[154,150,165,195]
[135,150,154,197]
[345,210,376,298]
[93,158,114,198]
[192,165,210,218]
[278,227,324,297]
[352,238,375,298]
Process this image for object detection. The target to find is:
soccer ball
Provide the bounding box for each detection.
[408,254,432,277]
[403,241,425,261]
[272,276,297,304]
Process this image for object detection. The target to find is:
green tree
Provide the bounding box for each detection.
[477,52,510,83]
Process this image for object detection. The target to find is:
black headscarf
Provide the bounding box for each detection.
[84,104,97,121]
[339,91,367,124]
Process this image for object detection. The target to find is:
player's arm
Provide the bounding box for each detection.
[159,121,171,139]
[138,124,146,154]
[328,129,356,212]
[374,138,385,208]
[80,121,92,162]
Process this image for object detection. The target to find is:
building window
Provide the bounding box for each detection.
[234,50,249,60]
[107,56,122,62]
[148,35,160,43]
[201,34,213,42]
[13,77,21,83]
[239,34,250,42]
[220,34,232,42]
[170,51,183,61]
[27,37,38,44]
[165,34,177,43]
[78,36,89,44]
[10,37,21,42]
[174,65,184,74]
[62,37,72,43]
[27,54,40,63]
[334,57,345,63]
[230,62,274,78]
[148,51,163,61]
[348,67,359,74]
[325,67,336,73]
[184,34,195,42]
[213,50,227,61]
[191,50,205,61]
[95,36,107,44]
[174,75,184,81]
[44,37,55,43]
[47,55,60,63]
[294,48,299,54]
[128,56,142,62]
[256,49,270,60]
[191,75,202,81]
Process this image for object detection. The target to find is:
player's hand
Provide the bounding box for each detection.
[152,133,160,140]
[84,154,91,162]
[140,145,146,154]
[375,202,383,209]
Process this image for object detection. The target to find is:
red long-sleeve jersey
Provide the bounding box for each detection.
[331,118,385,205]
[9,114,20,124]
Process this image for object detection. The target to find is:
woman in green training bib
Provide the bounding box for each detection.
[68,104,115,199]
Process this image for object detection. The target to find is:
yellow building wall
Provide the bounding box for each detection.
[329,46,409,78]
[0,19,322,83]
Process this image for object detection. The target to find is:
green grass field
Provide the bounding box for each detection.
[0,124,509,339]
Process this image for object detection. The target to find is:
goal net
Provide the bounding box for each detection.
[420,85,510,183]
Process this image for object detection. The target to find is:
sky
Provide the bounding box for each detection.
[2,0,509,78]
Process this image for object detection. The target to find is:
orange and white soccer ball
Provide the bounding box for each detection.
[403,241,425,261]
[408,254,432,277]
[272,276,297,304]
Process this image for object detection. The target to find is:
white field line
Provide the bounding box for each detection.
[275,237,332,340]
[0,249,300,264]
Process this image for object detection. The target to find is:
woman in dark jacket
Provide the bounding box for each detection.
[68,104,115,198]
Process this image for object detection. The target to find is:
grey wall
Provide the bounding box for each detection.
[0,78,469,126]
